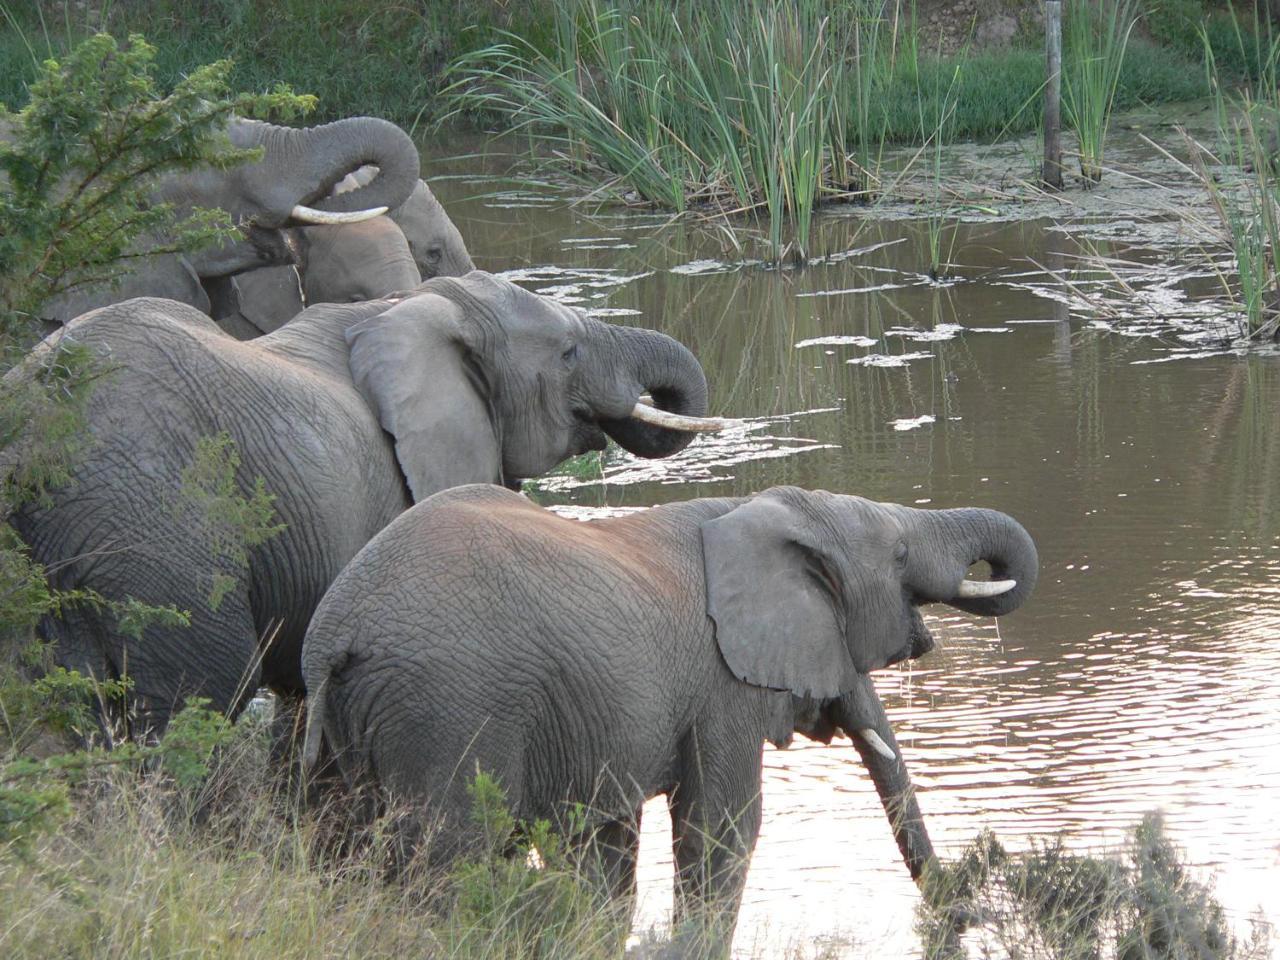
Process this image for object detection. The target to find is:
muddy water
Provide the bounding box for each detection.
[427,141,1280,955]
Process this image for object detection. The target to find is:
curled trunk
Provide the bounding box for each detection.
[902,507,1039,617]
[238,117,420,223]
[591,322,711,459]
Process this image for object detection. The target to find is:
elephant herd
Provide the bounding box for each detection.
[7,113,1038,956]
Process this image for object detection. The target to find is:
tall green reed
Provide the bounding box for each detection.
[1195,7,1280,340]
[1062,0,1137,183]
[446,0,884,263]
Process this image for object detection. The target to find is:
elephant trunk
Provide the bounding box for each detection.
[257,117,421,220]
[591,322,716,459]
[830,675,937,883]
[902,507,1039,618]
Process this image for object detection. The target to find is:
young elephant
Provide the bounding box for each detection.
[301,483,1038,956]
[8,272,720,738]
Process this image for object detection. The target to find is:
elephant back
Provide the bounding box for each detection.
[10,296,408,608]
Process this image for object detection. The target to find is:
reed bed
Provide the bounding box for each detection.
[447,0,886,263]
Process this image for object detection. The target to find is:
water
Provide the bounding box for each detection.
[425,134,1280,956]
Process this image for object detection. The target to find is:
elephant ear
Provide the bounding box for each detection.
[345,293,500,501]
[700,491,861,699]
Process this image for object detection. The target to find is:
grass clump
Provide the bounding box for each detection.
[1187,5,1280,341]
[918,813,1270,960]
[1062,0,1139,184]
[0,723,639,960]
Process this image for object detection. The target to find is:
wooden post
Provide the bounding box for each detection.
[1042,1,1064,190]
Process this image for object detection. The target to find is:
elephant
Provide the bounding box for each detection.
[7,271,722,740]
[339,167,475,280]
[36,115,421,326]
[208,173,473,338]
[208,215,423,339]
[300,483,1039,957]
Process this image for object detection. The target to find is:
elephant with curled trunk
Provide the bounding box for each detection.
[7,271,719,738]
[211,174,473,338]
[301,483,1038,958]
[38,115,421,326]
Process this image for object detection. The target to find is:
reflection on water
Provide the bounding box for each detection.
[429,140,1280,956]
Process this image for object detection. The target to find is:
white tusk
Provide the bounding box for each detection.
[955,578,1017,599]
[629,402,731,433]
[858,728,895,761]
[290,204,388,225]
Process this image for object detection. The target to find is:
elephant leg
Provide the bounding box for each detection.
[566,811,642,906]
[76,566,262,741]
[667,737,764,959]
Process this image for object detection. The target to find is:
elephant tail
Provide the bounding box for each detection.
[302,647,352,772]
[302,677,328,773]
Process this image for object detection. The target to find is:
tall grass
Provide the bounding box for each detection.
[447,0,891,263]
[1062,0,1139,184]
[0,716,637,960]
[1192,7,1280,341]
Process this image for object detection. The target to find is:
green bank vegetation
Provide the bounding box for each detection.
[0,0,554,126]
[1193,6,1280,339]
[445,0,1268,260]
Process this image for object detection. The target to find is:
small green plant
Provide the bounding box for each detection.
[1062,0,1139,184]
[442,771,628,958]
[906,30,966,282]
[176,431,287,610]
[0,695,234,852]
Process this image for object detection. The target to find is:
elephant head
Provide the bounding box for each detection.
[212,216,421,339]
[40,116,422,326]
[296,216,421,305]
[336,168,475,279]
[701,487,1038,908]
[342,271,720,498]
[156,115,421,281]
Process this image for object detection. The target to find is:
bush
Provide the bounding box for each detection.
[0,31,301,849]
[916,814,1272,960]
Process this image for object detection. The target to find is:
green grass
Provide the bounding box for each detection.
[448,0,869,263]
[0,0,555,125]
[444,1,1241,260]
[1192,7,1280,340]
[2,712,1265,960]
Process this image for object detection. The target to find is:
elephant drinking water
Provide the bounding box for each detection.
[6,272,722,738]
[301,483,1039,957]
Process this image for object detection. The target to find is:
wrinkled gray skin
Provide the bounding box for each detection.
[211,216,421,338]
[38,115,420,325]
[302,484,1038,957]
[210,175,472,338]
[9,272,709,740]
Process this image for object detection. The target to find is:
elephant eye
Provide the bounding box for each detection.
[425,246,442,263]
[561,343,579,364]
[894,540,909,566]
